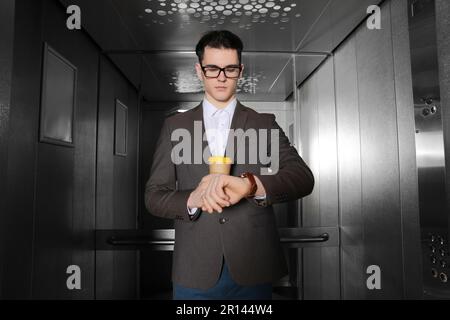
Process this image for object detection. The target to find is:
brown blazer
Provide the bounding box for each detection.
[145,100,314,290]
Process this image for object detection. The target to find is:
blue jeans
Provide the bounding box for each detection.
[173,260,272,300]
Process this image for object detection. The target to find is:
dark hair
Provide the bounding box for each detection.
[195,30,244,64]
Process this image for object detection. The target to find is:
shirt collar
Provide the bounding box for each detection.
[203,97,237,118]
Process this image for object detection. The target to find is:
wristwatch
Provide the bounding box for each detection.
[239,172,257,198]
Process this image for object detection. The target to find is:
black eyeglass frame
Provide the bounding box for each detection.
[200,64,243,79]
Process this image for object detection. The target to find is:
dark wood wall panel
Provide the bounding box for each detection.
[0,0,16,298]
[139,103,172,299]
[29,0,99,299]
[139,103,172,230]
[95,55,115,299]
[2,0,136,299]
[33,143,74,298]
[1,0,43,298]
[96,56,138,299]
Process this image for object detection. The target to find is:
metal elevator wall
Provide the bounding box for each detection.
[297,0,422,299]
[407,0,449,297]
[299,58,340,300]
[436,0,450,251]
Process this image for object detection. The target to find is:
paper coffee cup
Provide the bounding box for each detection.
[208,156,232,175]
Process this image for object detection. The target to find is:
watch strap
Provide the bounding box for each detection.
[240,172,257,198]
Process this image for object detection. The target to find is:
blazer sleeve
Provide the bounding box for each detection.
[144,119,199,221]
[253,114,315,207]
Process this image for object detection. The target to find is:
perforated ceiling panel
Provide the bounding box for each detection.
[59,0,380,101]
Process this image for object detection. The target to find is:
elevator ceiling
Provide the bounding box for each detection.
[59,0,380,101]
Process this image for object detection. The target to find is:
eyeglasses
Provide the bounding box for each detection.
[201,64,242,79]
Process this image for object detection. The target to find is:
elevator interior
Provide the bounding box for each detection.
[1,0,449,299]
[62,0,387,300]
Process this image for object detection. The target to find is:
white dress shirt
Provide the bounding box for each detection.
[203,97,237,157]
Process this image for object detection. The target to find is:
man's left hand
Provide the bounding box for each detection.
[201,174,252,213]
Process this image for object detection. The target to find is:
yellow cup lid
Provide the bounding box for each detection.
[208,156,232,164]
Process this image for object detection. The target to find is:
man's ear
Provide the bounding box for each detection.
[239,64,244,78]
[195,63,204,81]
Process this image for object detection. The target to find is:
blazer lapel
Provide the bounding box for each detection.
[188,102,210,179]
[191,102,211,162]
[225,100,248,168]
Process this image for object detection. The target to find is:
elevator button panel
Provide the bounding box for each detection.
[425,233,449,286]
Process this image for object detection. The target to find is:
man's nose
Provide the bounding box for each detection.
[217,70,227,81]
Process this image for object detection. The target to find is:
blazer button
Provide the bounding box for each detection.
[219,217,227,224]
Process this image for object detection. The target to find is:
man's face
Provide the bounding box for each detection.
[195,46,244,105]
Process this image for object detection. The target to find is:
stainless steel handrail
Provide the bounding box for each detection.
[107,237,174,246]
[280,233,329,243]
[107,233,329,246]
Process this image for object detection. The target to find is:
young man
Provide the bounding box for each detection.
[145,30,314,300]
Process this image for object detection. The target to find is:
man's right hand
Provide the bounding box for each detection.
[187,174,230,214]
